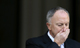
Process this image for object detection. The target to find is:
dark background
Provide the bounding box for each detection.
[1,0,80,48]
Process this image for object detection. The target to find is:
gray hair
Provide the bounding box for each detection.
[46,7,69,24]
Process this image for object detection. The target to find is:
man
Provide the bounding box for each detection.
[26,7,80,48]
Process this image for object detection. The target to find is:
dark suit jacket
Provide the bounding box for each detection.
[26,32,80,48]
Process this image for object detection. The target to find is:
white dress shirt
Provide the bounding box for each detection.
[47,31,64,48]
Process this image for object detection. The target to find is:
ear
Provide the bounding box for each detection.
[46,22,51,30]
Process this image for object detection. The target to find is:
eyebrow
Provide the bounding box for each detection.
[56,22,69,24]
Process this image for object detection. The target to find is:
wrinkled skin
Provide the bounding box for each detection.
[46,10,70,46]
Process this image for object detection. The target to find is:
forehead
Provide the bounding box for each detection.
[51,10,70,23]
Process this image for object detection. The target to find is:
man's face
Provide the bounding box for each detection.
[46,10,70,37]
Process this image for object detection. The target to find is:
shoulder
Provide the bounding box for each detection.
[67,38,80,44]
[26,35,44,45]
[66,38,80,47]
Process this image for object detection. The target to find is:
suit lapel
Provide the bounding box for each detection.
[42,32,53,47]
[43,32,52,43]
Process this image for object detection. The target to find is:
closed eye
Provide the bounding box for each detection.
[58,24,63,26]
[58,25,62,26]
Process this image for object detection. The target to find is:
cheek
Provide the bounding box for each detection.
[67,26,69,29]
[51,25,62,37]
[52,25,61,33]
[55,27,61,33]
[54,26,62,33]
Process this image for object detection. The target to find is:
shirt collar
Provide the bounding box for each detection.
[47,31,54,42]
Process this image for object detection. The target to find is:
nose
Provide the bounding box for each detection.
[63,24,66,28]
[63,24,67,32]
